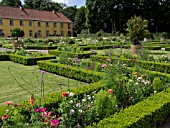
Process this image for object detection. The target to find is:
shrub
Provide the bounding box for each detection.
[126,16,149,45]
[11,28,24,39]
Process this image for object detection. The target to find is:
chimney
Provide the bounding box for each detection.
[20,6,23,10]
[52,10,55,14]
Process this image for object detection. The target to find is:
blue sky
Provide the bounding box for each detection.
[19,0,86,8]
[55,0,86,8]
[0,0,86,8]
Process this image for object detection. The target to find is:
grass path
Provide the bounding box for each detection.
[0,61,87,106]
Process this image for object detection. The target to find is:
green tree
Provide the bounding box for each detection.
[61,6,77,22]
[11,28,25,40]
[0,0,22,7]
[74,6,86,34]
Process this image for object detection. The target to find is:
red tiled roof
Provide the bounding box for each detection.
[0,6,72,23]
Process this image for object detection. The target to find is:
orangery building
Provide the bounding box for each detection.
[0,6,73,38]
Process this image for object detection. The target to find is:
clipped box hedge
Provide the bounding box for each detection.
[90,55,170,73]
[88,87,170,128]
[9,54,56,65]
[37,59,102,83]
[0,54,10,61]
[25,45,58,50]
[48,50,97,59]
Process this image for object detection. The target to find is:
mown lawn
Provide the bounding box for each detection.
[0,61,87,106]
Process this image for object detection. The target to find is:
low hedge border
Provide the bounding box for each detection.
[37,59,102,83]
[9,54,56,65]
[90,55,170,73]
[24,45,58,50]
[78,45,130,51]
[87,87,170,128]
[48,50,97,59]
[0,54,10,61]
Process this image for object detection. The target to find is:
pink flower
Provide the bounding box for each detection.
[40,108,46,112]
[2,114,8,122]
[101,64,107,68]
[34,108,40,112]
[108,89,113,93]
[42,112,48,118]
[106,58,111,61]
[6,101,12,106]
[14,104,18,108]
[51,119,59,127]
[70,109,75,114]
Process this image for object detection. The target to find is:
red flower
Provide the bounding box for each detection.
[2,114,8,121]
[108,89,113,93]
[6,101,12,106]
[62,92,69,98]
[130,59,136,63]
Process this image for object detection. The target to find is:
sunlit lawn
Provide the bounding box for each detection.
[0,61,87,106]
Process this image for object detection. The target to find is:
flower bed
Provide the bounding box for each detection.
[87,87,170,128]
[90,55,170,73]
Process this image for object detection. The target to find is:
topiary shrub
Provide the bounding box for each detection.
[126,16,149,45]
[11,28,24,40]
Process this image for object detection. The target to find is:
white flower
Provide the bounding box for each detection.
[69,92,74,97]
[137,77,142,81]
[115,105,118,109]
[144,81,148,85]
[154,91,157,94]
[69,100,73,104]
[78,109,82,113]
[129,79,133,82]
[135,82,139,85]
[91,101,93,104]
[161,48,165,51]
[88,96,91,100]
[82,99,86,102]
[92,96,94,99]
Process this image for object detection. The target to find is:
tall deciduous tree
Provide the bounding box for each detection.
[74,6,86,34]
[0,0,22,7]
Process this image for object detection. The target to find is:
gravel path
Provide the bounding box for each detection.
[0,48,48,54]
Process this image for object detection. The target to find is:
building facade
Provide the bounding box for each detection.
[0,6,73,38]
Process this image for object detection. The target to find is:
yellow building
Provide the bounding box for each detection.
[0,6,73,38]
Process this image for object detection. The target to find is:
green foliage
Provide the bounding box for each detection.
[92,90,116,121]
[90,55,170,73]
[9,54,56,65]
[152,77,164,91]
[11,28,25,38]
[34,32,38,38]
[160,32,168,38]
[88,87,170,128]
[37,60,102,83]
[48,50,97,59]
[126,16,149,44]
